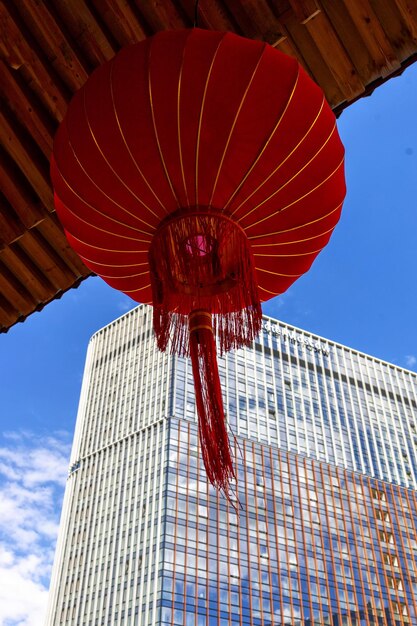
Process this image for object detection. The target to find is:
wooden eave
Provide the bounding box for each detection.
[1,0,417,332]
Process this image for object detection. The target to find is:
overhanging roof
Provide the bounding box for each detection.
[1,0,417,332]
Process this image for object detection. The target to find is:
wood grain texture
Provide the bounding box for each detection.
[0,0,417,331]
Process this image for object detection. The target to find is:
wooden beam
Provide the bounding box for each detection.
[0,148,45,229]
[195,0,264,36]
[0,1,69,121]
[370,0,417,59]
[274,25,310,73]
[282,11,345,107]
[91,0,148,45]
[0,59,54,158]
[0,197,24,246]
[36,216,91,278]
[288,0,321,24]
[0,258,37,314]
[135,0,187,32]
[319,0,389,84]
[12,0,90,92]
[17,229,80,290]
[0,291,19,330]
[301,11,365,100]
[0,243,55,302]
[338,0,400,78]
[53,0,118,66]
[395,0,417,42]
[0,107,54,212]
[225,0,285,45]
[191,0,239,31]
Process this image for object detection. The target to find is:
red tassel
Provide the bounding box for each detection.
[149,207,261,497]
[189,310,235,495]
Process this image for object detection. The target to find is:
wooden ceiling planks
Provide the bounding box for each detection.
[0,150,45,233]
[12,0,90,92]
[1,0,417,333]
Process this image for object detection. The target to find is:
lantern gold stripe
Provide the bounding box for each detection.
[258,285,282,296]
[257,266,302,278]
[82,85,161,226]
[53,166,154,238]
[65,126,157,233]
[68,231,151,252]
[223,67,300,213]
[195,35,225,206]
[208,43,267,208]
[148,39,181,211]
[231,94,324,218]
[238,121,338,223]
[254,246,324,258]
[121,284,151,294]
[245,157,345,232]
[54,192,153,243]
[95,270,148,280]
[251,225,335,247]
[109,58,166,217]
[248,201,343,240]
[177,38,190,207]
[73,257,147,270]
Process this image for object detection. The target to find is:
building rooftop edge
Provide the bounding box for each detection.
[89,303,417,378]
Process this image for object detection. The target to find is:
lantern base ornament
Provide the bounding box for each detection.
[149,207,262,495]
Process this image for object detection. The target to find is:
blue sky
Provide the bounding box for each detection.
[0,63,416,625]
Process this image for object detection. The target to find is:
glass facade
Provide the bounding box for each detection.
[46,305,417,625]
[164,418,417,625]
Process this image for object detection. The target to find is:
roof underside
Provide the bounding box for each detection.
[1,0,417,332]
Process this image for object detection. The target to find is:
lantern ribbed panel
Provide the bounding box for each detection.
[51,28,345,305]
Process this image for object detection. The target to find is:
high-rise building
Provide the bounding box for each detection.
[46,304,417,626]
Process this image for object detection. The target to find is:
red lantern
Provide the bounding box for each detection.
[51,29,346,497]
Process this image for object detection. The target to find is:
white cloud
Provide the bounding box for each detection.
[0,431,71,626]
[405,355,417,368]
[0,546,49,626]
[117,297,136,313]
[266,291,292,311]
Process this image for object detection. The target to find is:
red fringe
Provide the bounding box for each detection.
[149,208,262,356]
[149,208,262,495]
[189,310,235,495]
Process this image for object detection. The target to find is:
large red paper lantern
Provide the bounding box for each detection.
[51,29,346,497]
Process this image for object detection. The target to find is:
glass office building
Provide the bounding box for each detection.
[46,304,417,625]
